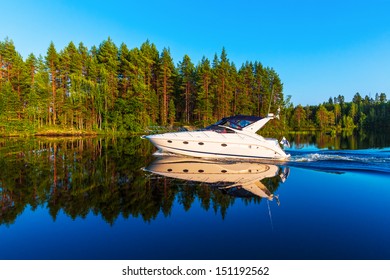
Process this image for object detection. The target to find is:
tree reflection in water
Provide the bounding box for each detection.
[0,137,287,226]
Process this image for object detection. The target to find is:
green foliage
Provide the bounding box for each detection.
[4,37,387,136]
[1,38,287,135]
[286,93,390,132]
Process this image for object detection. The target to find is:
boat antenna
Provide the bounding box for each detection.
[267,200,274,231]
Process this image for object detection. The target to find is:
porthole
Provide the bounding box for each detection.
[183,141,189,144]
[167,140,172,143]
[183,169,189,172]
[167,168,172,172]
[221,143,227,147]
[221,170,227,173]
[198,169,204,173]
[198,142,204,145]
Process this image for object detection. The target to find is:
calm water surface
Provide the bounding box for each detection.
[0,134,389,260]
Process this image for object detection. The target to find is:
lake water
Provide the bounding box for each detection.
[0,133,389,260]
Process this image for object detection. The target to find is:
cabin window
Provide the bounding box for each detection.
[167,169,172,172]
[198,142,204,145]
[198,169,204,173]
[224,128,235,133]
[167,140,172,143]
[183,141,189,144]
[221,143,227,147]
[183,169,189,172]
[221,170,227,173]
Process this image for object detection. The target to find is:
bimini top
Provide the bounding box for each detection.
[203,115,263,133]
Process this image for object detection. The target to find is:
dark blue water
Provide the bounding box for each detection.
[0,138,389,260]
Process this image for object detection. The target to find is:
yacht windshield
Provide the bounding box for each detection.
[203,115,262,132]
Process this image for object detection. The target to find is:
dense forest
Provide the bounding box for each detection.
[0,37,284,135]
[0,37,389,135]
[286,93,390,132]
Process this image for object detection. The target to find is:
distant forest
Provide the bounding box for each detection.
[0,37,389,135]
[287,92,389,132]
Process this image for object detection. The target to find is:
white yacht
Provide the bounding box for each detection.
[143,156,289,201]
[142,113,290,160]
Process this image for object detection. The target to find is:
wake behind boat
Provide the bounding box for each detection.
[142,113,290,160]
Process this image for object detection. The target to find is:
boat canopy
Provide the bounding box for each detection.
[204,115,263,132]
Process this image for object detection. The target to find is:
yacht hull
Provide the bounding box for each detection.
[144,131,290,160]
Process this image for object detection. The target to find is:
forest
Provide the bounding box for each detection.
[286,93,390,133]
[0,37,389,135]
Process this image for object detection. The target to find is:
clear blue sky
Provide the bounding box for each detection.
[2,0,390,105]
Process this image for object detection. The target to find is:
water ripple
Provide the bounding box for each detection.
[286,148,390,174]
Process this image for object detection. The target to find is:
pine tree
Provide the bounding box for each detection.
[35,55,50,128]
[292,104,306,129]
[97,37,119,130]
[237,61,255,115]
[178,54,195,123]
[195,57,213,125]
[254,61,265,116]
[212,48,234,119]
[158,48,175,125]
[46,42,59,125]
[316,105,329,129]
[25,53,38,125]
[10,52,25,119]
[140,40,159,124]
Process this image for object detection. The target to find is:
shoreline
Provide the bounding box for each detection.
[0,129,143,137]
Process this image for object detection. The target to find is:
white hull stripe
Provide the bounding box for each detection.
[156,144,285,159]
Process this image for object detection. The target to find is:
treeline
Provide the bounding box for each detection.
[0,37,284,135]
[286,93,390,132]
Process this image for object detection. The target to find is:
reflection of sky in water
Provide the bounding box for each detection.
[0,138,390,260]
[1,166,389,260]
[272,168,390,259]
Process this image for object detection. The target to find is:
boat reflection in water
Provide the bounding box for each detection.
[143,156,290,204]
